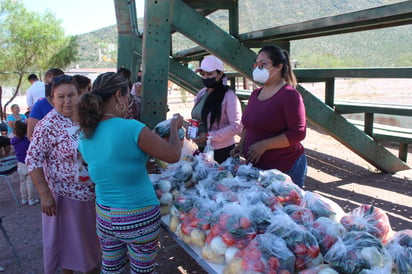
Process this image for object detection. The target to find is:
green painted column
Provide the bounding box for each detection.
[115,0,140,77]
[141,0,171,129]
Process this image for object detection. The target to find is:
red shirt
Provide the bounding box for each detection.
[242,84,306,172]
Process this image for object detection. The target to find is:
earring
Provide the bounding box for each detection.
[115,102,127,113]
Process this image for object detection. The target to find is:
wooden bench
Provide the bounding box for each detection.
[334,101,412,162]
[345,118,412,162]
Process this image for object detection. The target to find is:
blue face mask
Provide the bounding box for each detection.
[202,77,217,88]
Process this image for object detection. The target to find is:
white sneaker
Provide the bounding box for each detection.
[29,198,40,206]
[0,265,4,272]
[21,199,28,205]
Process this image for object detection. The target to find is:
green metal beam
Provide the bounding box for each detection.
[141,0,171,129]
[297,85,410,173]
[170,0,256,79]
[115,0,141,79]
[183,0,237,10]
[295,68,412,80]
[240,1,412,42]
[168,57,203,95]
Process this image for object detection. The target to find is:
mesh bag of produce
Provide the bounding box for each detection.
[340,204,393,244]
[309,216,347,255]
[266,213,322,271]
[301,191,345,222]
[283,204,315,226]
[324,231,392,274]
[385,229,412,274]
[153,118,185,140]
[266,180,305,205]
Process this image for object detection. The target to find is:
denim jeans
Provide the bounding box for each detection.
[285,153,307,188]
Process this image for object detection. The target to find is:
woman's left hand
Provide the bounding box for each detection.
[246,141,267,164]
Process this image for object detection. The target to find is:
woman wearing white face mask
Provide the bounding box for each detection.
[231,45,307,188]
[190,55,243,163]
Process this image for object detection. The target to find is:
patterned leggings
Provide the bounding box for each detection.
[96,203,161,273]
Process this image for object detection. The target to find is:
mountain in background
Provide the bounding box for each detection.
[70,0,411,69]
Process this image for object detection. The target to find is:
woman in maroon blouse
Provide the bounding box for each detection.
[231,45,307,187]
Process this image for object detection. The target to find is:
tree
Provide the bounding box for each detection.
[0,0,78,119]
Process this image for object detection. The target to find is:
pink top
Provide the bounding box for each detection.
[242,84,306,172]
[194,88,243,150]
[26,109,95,201]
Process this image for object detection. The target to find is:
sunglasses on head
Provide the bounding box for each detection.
[52,75,73,84]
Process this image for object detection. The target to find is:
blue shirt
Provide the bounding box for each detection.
[29,97,53,120]
[6,114,27,136]
[79,118,158,209]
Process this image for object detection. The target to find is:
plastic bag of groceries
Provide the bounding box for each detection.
[236,163,261,181]
[204,203,257,256]
[309,216,347,255]
[195,174,238,203]
[153,118,185,140]
[266,213,322,271]
[301,191,345,222]
[224,234,295,274]
[175,198,220,247]
[247,202,275,234]
[256,233,296,273]
[258,168,293,188]
[324,231,392,274]
[191,154,212,182]
[266,179,305,205]
[340,204,393,244]
[298,264,339,274]
[238,184,283,213]
[220,156,245,176]
[385,229,412,274]
[283,204,315,226]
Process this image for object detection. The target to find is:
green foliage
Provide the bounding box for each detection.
[0,0,78,116]
[0,0,76,75]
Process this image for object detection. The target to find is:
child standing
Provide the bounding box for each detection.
[11,120,38,205]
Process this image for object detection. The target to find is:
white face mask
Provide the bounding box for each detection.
[252,67,270,83]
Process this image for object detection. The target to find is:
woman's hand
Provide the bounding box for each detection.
[230,145,242,158]
[40,191,57,216]
[170,113,184,129]
[192,132,206,146]
[245,140,267,164]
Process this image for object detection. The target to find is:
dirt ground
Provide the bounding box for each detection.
[1,81,411,273]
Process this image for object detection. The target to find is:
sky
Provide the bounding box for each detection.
[20,0,145,35]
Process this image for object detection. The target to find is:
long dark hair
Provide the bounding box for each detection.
[259,45,297,86]
[201,73,229,130]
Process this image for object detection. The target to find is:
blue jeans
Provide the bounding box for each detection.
[285,153,307,188]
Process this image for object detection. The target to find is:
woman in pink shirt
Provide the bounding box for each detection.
[191,55,243,163]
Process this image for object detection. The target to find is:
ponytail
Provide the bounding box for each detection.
[77,72,130,139]
[77,93,104,139]
[259,45,298,87]
[282,50,297,87]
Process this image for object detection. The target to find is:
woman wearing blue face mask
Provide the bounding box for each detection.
[231,46,307,188]
[190,55,243,163]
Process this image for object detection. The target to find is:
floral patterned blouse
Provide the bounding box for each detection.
[26,109,95,201]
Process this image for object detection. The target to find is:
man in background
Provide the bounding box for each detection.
[26,74,45,112]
